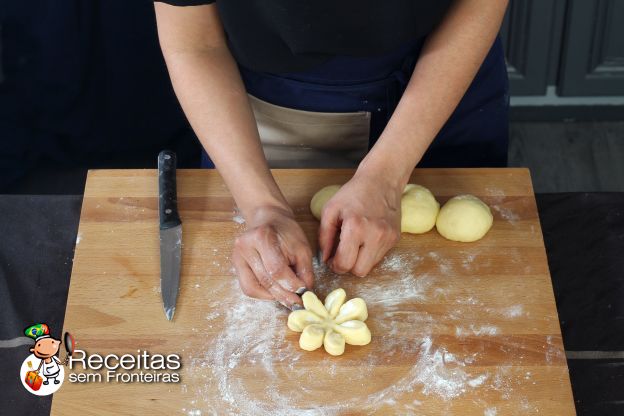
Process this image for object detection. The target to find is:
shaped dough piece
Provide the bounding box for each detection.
[310,185,341,220]
[323,329,346,356]
[287,288,371,356]
[436,194,493,242]
[301,291,329,318]
[287,310,323,332]
[401,184,440,234]
[324,288,346,319]
[334,320,372,346]
[310,183,440,235]
[300,324,325,351]
[334,298,368,324]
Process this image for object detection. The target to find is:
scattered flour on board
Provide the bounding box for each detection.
[468,374,489,388]
[75,233,82,245]
[428,251,453,275]
[456,325,499,338]
[484,407,497,416]
[485,187,505,198]
[502,305,524,318]
[461,252,477,271]
[490,204,520,224]
[183,251,530,414]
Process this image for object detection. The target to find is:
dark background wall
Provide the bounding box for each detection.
[503,0,624,97]
[0,1,203,191]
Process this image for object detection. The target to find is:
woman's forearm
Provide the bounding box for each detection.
[156,5,289,218]
[357,0,509,188]
[164,49,290,216]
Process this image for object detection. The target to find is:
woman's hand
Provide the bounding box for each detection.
[318,172,402,277]
[232,206,314,309]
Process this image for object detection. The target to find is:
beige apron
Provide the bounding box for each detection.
[248,94,371,168]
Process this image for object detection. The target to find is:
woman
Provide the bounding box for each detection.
[154,0,510,309]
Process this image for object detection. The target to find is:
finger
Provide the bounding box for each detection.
[232,250,273,300]
[244,248,302,308]
[329,218,362,274]
[318,205,341,263]
[351,242,385,277]
[351,222,395,277]
[257,233,307,293]
[292,244,314,290]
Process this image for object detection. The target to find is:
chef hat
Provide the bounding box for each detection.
[24,323,51,341]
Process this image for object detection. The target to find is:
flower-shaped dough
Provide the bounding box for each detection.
[287,288,371,356]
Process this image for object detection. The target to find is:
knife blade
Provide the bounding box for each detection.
[158,150,182,321]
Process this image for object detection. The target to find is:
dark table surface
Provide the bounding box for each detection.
[0,193,623,416]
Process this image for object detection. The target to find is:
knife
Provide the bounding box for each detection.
[158,150,182,321]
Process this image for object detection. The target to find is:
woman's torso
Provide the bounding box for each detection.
[215,0,453,73]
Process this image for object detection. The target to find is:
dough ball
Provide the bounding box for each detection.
[436,195,493,242]
[310,183,439,235]
[400,184,440,234]
[310,184,341,220]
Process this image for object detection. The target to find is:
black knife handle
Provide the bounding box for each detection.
[158,150,181,230]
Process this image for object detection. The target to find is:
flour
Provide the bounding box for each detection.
[361,272,434,308]
[428,251,453,275]
[484,407,497,416]
[502,305,523,318]
[484,187,513,227]
[377,253,423,272]
[75,232,82,245]
[485,187,505,198]
[461,253,477,270]
[456,325,499,338]
[456,296,480,305]
[491,204,520,224]
[184,250,526,414]
[415,337,475,399]
[493,366,513,400]
[468,374,489,388]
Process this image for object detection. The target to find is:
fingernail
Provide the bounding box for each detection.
[291,304,304,311]
[295,287,307,295]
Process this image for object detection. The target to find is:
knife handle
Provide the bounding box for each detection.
[158,150,181,230]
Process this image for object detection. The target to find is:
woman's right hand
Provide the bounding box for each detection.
[156,0,314,309]
[232,205,314,309]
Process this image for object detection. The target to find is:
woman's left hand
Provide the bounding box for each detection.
[318,171,402,277]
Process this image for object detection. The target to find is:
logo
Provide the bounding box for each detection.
[18,323,181,393]
[19,323,75,396]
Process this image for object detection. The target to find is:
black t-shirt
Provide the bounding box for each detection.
[156,0,453,73]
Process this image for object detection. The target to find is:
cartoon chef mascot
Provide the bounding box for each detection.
[25,323,63,385]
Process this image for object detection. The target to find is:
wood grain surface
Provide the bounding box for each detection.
[52,168,575,415]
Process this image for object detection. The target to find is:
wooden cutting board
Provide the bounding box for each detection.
[52,168,575,415]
